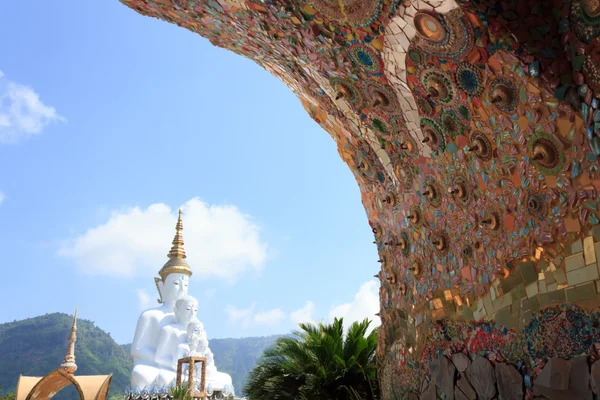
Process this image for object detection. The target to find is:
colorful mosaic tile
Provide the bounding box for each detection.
[118,0,600,397]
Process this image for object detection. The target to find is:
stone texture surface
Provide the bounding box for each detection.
[535,358,571,391]
[569,356,592,400]
[420,380,436,400]
[452,353,471,372]
[430,355,455,399]
[455,372,476,400]
[465,355,496,400]
[591,360,600,394]
[495,362,523,400]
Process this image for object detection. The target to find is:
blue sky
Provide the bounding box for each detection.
[0,1,379,344]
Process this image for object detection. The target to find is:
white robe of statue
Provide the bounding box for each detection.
[153,296,233,390]
[154,295,199,387]
[130,273,189,390]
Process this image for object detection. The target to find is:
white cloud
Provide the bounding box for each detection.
[328,281,381,332]
[58,198,269,281]
[254,308,286,326]
[0,192,5,206]
[225,281,380,332]
[290,301,315,326]
[225,303,285,328]
[137,289,153,311]
[0,70,65,143]
[225,303,256,328]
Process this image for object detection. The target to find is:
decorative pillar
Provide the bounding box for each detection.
[176,356,207,399]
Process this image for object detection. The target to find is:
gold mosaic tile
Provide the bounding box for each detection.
[539,293,551,307]
[529,295,540,312]
[566,282,597,303]
[554,269,567,285]
[509,305,520,329]
[510,283,526,302]
[584,236,596,265]
[526,282,539,298]
[501,268,522,293]
[544,270,556,284]
[493,293,512,312]
[565,253,586,272]
[567,263,600,286]
[495,306,511,328]
[519,261,537,286]
[571,238,583,254]
[539,279,547,294]
[553,255,564,268]
[483,293,493,315]
[593,226,600,242]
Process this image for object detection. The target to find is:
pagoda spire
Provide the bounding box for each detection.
[157,208,192,282]
[60,307,78,374]
[167,209,187,261]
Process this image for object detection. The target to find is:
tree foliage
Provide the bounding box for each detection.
[0,313,132,399]
[244,318,379,400]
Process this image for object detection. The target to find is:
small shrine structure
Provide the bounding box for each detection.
[15,308,113,400]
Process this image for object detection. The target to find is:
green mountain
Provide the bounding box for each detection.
[0,314,281,398]
[208,335,284,395]
[0,313,132,399]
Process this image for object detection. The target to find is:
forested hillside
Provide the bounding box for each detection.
[0,314,281,398]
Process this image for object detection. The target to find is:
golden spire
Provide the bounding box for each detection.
[168,209,187,260]
[60,307,78,374]
[157,208,192,281]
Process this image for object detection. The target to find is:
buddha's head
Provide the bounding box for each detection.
[155,273,189,305]
[186,319,205,339]
[187,319,206,351]
[174,295,198,326]
[154,209,193,305]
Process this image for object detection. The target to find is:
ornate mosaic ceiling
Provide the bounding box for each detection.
[120,0,600,397]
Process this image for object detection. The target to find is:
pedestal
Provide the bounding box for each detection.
[176,356,207,399]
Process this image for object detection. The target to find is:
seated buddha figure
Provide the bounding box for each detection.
[153,296,234,391]
[130,272,190,390]
[130,209,193,391]
[183,320,208,358]
[154,295,199,388]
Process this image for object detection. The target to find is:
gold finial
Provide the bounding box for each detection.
[157,208,192,282]
[60,307,78,374]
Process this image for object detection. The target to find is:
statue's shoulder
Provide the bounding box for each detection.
[136,307,167,324]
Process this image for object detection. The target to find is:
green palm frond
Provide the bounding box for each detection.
[244,318,380,400]
[169,382,192,400]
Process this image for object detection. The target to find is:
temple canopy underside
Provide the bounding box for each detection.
[119,0,600,398]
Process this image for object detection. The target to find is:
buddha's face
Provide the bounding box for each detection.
[187,321,204,338]
[159,273,189,304]
[175,299,198,325]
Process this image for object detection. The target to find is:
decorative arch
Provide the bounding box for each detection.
[16,370,112,400]
[24,369,85,400]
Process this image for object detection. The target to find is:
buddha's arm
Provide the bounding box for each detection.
[131,314,155,362]
[174,344,190,371]
[154,328,174,370]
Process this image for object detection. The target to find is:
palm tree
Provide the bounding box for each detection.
[244,318,379,400]
[169,382,192,400]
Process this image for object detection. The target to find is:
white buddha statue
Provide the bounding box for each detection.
[186,320,207,357]
[130,210,193,390]
[153,296,233,391]
[154,295,199,387]
[130,209,233,393]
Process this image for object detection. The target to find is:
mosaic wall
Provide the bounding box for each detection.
[119,0,600,397]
